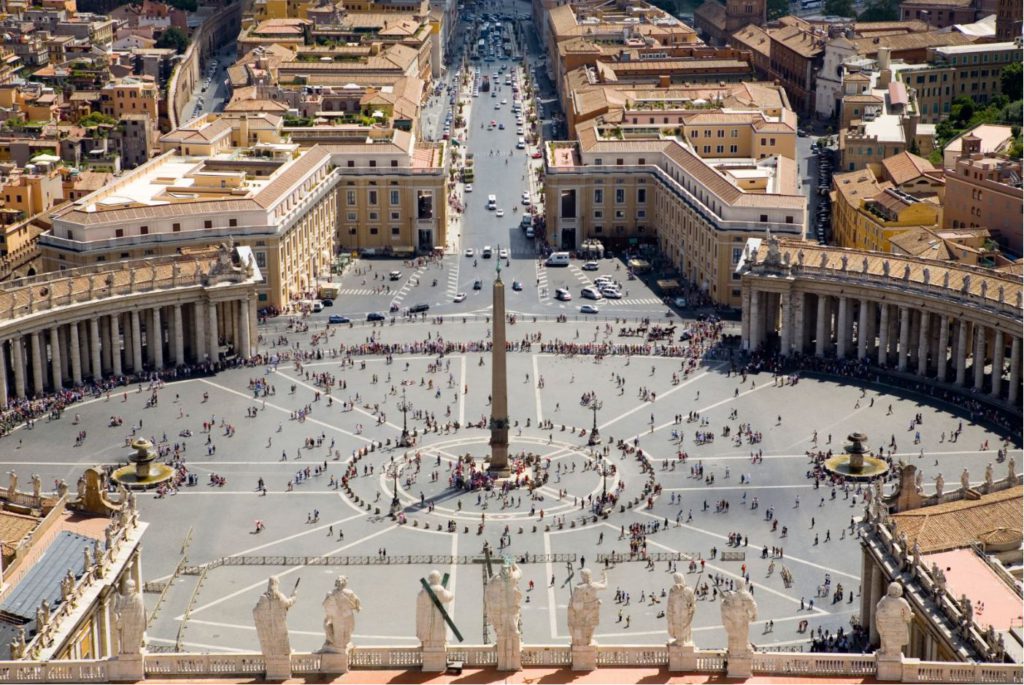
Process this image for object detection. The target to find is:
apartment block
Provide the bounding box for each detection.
[99,76,159,125]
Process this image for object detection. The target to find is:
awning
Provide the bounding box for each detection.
[656,279,681,292]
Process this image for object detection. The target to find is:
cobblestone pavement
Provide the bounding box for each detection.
[4,317,1016,654]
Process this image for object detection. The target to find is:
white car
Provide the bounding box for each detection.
[582,261,599,271]
[464,248,475,257]
[496,208,505,217]
[581,287,603,300]
[501,98,508,104]
[495,103,501,110]
[454,292,467,303]
[521,191,530,203]
[555,287,572,301]
[579,304,599,314]
[601,288,622,299]
[465,184,473,192]
[499,248,509,259]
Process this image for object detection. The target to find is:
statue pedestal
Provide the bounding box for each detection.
[496,638,522,672]
[571,644,597,671]
[726,651,752,679]
[108,655,144,682]
[421,645,448,672]
[320,649,350,675]
[667,642,696,672]
[876,654,904,681]
[264,656,291,681]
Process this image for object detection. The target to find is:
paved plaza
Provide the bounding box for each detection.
[3,315,1018,655]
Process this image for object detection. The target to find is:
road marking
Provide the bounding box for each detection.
[543,532,559,639]
[186,524,398,617]
[532,354,543,423]
[389,265,427,310]
[598,371,709,431]
[662,484,816,492]
[147,637,249,653]
[274,368,403,433]
[446,254,461,301]
[459,355,467,427]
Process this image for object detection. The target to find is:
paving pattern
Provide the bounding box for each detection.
[3,317,1016,655]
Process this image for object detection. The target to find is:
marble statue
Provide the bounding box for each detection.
[485,561,522,670]
[114,579,146,656]
[567,568,607,648]
[961,595,974,624]
[7,470,16,498]
[721,588,757,656]
[9,627,25,659]
[322,576,360,654]
[984,463,994,490]
[935,473,944,498]
[416,570,454,649]
[875,582,912,658]
[1009,457,1017,482]
[31,474,40,499]
[253,576,297,659]
[914,469,923,492]
[667,572,696,646]
[960,467,970,492]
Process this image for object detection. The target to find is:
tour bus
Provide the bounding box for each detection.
[546,252,570,266]
[487,194,497,209]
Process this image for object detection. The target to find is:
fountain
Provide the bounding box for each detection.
[111,438,175,490]
[823,432,889,481]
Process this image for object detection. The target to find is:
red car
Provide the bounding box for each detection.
[531,151,542,159]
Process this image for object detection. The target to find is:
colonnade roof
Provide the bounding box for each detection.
[745,239,1023,314]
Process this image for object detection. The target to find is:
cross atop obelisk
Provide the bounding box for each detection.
[488,245,510,476]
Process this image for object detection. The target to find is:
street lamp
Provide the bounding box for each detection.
[397,387,413,447]
[390,462,401,518]
[588,397,603,446]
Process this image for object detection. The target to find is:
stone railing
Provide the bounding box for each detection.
[0,649,1018,682]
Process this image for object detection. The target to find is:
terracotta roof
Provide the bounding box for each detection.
[880,151,935,186]
[850,30,978,55]
[731,24,771,58]
[252,146,331,209]
[770,24,824,59]
[889,226,952,259]
[694,0,727,28]
[892,486,1023,554]
[901,0,971,7]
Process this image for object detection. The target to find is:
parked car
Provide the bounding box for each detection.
[581,287,603,300]
[555,288,572,301]
[473,279,483,290]
[511,280,522,291]
[409,303,430,313]
[454,292,467,303]
[582,261,599,271]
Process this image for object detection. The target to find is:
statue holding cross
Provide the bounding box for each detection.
[417,570,458,671]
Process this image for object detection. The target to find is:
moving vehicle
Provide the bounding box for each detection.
[482,245,493,258]
[499,248,509,259]
[516,137,526,149]
[555,288,572,301]
[487,194,497,210]
[531,151,543,159]
[311,300,324,312]
[465,184,473,192]
[581,287,603,300]
[496,208,504,217]
[579,304,599,314]
[600,288,622,299]
[525,227,535,238]
[388,270,402,281]
[367,312,386,321]
[409,303,430,313]
[473,279,483,290]
[328,314,350,324]
[582,261,599,271]
[454,292,467,303]
[320,299,334,307]
[511,280,522,291]
[520,215,532,229]
[546,252,570,266]
[521,191,531,205]
[465,248,475,257]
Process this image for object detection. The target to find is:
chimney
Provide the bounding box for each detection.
[658,74,670,88]
[239,114,249,145]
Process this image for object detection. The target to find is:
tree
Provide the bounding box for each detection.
[950,96,974,125]
[79,111,117,127]
[1000,63,1022,102]
[167,0,197,10]
[156,27,189,53]
[825,0,855,16]
[767,0,788,19]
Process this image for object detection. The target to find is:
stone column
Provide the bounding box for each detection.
[936,315,949,382]
[100,317,111,374]
[793,292,807,354]
[749,290,762,351]
[152,307,164,370]
[991,330,1005,399]
[110,314,122,377]
[238,298,251,359]
[30,332,44,395]
[815,295,827,357]
[836,296,849,358]
[12,337,25,399]
[207,301,219,363]
[868,563,884,645]
[877,304,889,367]
[859,549,875,643]
[1008,335,1021,405]
[49,326,63,391]
[916,311,930,377]
[90,319,102,381]
[857,299,869,360]
[740,287,751,350]
[69,321,82,386]
[973,324,986,390]
[897,306,910,372]
[194,302,207,362]
[955,320,968,386]
[0,341,7,409]
[130,310,143,373]
[59,325,70,381]
[173,304,185,366]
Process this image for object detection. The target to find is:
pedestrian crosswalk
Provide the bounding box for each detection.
[445,255,461,300]
[535,262,550,302]
[389,265,427,309]
[604,298,664,307]
[337,289,377,296]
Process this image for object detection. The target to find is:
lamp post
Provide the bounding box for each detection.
[397,387,412,447]
[390,460,401,518]
[588,397,602,446]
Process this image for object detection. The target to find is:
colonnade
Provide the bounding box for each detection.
[0,296,256,406]
[744,288,1022,406]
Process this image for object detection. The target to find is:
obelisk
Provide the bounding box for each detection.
[488,252,510,476]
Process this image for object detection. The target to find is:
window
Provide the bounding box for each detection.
[140,225,148,235]
[390,211,400,220]
[254,251,267,268]
[390,160,398,167]
[785,216,793,224]
[115,228,124,238]
[716,145,724,154]
[717,129,725,138]
[204,220,212,228]
[637,188,646,204]
[369,160,377,168]
[390,190,400,205]
[369,212,379,221]
[729,145,738,153]
[347,160,355,168]
[593,225,603,233]
[759,214,768,222]
[347,190,356,205]
[594,210,603,219]
[391,226,401,236]
[368,190,378,205]
[594,188,603,204]
[172,223,181,232]
[616,158,623,165]
[347,211,357,221]
[638,158,645,165]
[730,129,738,138]
[229,219,237,227]
[369,227,379,235]
[615,209,625,219]
[615,188,625,204]
[732,247,743,263]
